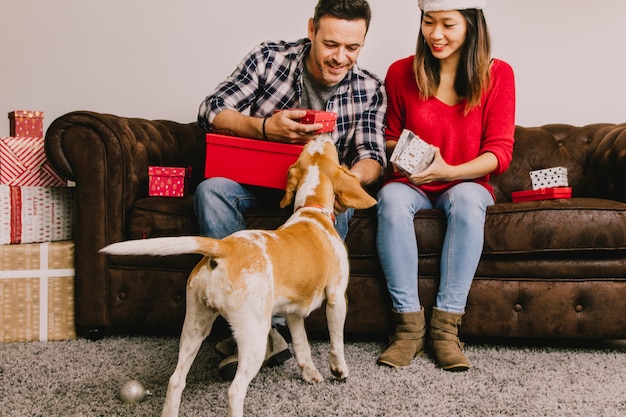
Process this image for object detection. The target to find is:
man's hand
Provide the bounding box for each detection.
[265,109,323,144]
[211,109,321,143]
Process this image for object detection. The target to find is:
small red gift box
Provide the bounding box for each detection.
[204,134,304,190]
[298,110,337,133]
[274,109,337,133]
[9,111,44,138]
[512,187,572,203]
[148,166,191,197]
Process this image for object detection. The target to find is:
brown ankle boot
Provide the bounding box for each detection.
[377,309,426,368]
[428,307,470,372]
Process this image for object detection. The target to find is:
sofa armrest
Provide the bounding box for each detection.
[44,111,205,333]
[581,123,626,202]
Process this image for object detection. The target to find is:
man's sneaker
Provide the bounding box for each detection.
[217,328,292,381]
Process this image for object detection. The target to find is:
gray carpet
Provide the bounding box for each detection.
[1,335,625,416]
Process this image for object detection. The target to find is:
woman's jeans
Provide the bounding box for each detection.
[376,181,494,314]
[193,177,353,240]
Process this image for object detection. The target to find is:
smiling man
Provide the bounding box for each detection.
[195,0,386,381]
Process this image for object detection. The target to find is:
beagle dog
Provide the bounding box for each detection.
[101,135,377,417]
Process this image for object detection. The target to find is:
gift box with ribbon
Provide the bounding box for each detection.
[0,241,76,343]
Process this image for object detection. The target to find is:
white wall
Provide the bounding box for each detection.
[1,0,625,136]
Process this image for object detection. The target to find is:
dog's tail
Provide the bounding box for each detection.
[100,236,221,257]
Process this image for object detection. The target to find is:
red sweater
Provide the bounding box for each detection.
[384,56,516,199]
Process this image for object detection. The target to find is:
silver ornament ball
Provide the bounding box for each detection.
[119,379,151,404]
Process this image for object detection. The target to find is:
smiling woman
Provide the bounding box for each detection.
[376,0,515,372]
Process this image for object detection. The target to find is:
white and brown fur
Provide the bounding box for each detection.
[100,135,377,417]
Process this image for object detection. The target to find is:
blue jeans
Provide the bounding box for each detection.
[193,177,353,240]
[376,181,494,314]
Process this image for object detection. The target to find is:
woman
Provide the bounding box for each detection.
[376,0,515,371]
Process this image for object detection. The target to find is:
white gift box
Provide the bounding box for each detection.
[390,129,435,175]
[0,185,74,245]
[530,167,568,190]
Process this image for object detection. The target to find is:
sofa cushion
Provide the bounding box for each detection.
[484,198,626,254]
[129,196,199,239]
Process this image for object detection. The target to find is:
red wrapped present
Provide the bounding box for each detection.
[0,185,75,244]
[298,110,337,133]
[148,166,192,197]
[0,136,66,186]
[512,187,572,203]
[274,109,337,133]
[205,134,304,190]
[8,110,44,138]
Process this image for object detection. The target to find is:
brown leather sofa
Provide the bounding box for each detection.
[44,111,626,340]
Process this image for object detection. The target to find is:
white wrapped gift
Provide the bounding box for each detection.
[390,129,435,175]
[0,185,74,245]
[530,167,568,190]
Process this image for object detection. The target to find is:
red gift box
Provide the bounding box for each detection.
[148,166,191,197]
[204,134,304,190]
[0,136,66,186]
[298,110,337,133]
[8,111,44,138]
[274,109,337,133]
[512,187,572,203]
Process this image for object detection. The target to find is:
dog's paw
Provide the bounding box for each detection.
[301,365,324,383]
[329,352,349,380]
[330,363,349,380]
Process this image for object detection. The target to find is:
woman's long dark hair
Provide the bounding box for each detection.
[413,9,491,113]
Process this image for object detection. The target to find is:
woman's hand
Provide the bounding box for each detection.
[405,148,499,185]
[407,147,451,185]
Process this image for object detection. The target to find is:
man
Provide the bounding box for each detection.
[195,0,386,380]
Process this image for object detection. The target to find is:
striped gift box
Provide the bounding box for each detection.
[0,241,76,343]
[0,136,66,186]
[0,185,74,245]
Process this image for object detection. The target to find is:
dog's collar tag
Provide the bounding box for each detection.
[296,204,336,223]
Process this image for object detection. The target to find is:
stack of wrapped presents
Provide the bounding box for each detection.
[0,110,76,343]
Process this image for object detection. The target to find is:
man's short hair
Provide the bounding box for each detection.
[313,0,372,33]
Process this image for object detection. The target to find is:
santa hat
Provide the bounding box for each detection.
[418,0,486,12]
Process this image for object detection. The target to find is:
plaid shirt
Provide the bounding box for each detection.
[198,38,387,169]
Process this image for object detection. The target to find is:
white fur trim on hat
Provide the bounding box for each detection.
[418,0,486,12]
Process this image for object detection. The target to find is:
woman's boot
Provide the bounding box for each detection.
[377,308,426,368]
[428,307,470,371]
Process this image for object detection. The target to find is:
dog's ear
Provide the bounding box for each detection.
[280,164,299,208]
[333,166,377,209]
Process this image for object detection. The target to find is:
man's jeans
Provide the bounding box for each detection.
[194,177,352,240]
